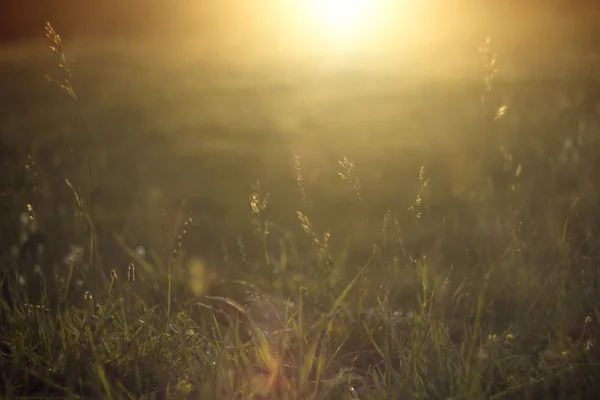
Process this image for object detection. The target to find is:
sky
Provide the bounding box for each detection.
[1,1,598,54]
[1,1,217,42]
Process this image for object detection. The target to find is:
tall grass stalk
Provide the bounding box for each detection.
[44,22,98,299]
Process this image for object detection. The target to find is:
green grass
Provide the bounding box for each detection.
[1,23,600,399]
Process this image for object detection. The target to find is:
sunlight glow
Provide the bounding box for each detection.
[289,0,423,55]
[310,0,372,37]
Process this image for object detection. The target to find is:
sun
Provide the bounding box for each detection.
[314,0,370,32]
[279,0,423,54]
[307,0,374,39]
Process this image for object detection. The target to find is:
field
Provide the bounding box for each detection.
[1,28,600,399]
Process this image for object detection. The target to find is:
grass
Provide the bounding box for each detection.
[1,23,600,399]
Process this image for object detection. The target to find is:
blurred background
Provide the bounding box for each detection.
[1,0,599,290]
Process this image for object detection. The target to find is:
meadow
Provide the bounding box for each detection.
[1,25,600,399]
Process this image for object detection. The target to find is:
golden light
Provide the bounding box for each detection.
[207,1,433,58]
[309,0,373,38]
[286,0,419,54]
